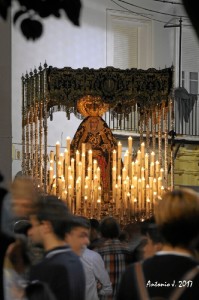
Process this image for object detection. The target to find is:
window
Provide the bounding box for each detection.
[106,10,152,69]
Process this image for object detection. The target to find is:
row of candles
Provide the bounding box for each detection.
[47,137,166,219]
[48,137,102,215]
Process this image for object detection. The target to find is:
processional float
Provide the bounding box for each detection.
[21,64,174,223]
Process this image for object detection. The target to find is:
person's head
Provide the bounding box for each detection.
[100,217,120,239]
[89,117,99,132]
[10,176,41,218]
[25,281,56,300]
[140,219,163,259]
[155,188,199,250]
[123,222,142,241]
[65,216,90,256]
[28,195,71,247]
[89,218,100,242]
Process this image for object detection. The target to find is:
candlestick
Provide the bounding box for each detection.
[82,143,86,154]
[112,150,117,169]
[76,150,80,177]
[64,149,69,187]
[50,150,54,162]
[117,141,122,176]
[141,142,145,167]
[151,151,155,164]
[66,136,70,157]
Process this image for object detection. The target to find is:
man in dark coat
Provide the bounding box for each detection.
[28,195,85,300]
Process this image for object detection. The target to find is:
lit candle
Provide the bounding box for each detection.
[76,150,80,177]
[81,153,86,193]
[151,151,155,164]
[88,167,92,181]
[153,191,157,205]
[52,183,56,196]
[64,149,69,186]
[160,168,164,184]
[76,177,81,211]
[145,153,149,184]
[146,184,150,200]
[134,198,137,215]
[117,175,121,208]
[124,151,129,173]
[71,158,75,178]
[112,167,116,200]
[81,143,86,154]
[141,167,145,179]
[122,167,127,182]
[78,161,82,179]
[128,137,133,155]
[146,198,151,217]
[141,177,145,209]
[150,162,154,178]
[153,178,157,194]
[56,141,60,188]
[58,161,61,177]
[158,177,162,196]
[137,150,141,164]
[112,150,117,169]
[93,160,97,179]
[50,150,54,162]
[141,142,145,167]
[117,141,122,176]
[66,136,71,157]
[88,150,92,168]
[131,184,135,200]
[115,184,118,211]
[138,178,142,209]
[155,161,160,179]
[126,176,130,194]
[161,186,165,197]
[56,141,60,158]
[85,185,88,197]
[97,167,100,185]
[68,185,72,211]
[131,161,135,179]
[49,165,53,187]
[149,177,153,201]
[94,175,98,207]
[133,176,138,197]
[59,153,64,176]
[98,186,102,200]
[58,177,62,198]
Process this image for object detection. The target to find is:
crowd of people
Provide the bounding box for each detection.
[0,172,199,300]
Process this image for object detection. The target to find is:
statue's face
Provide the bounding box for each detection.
[89,118,99,132]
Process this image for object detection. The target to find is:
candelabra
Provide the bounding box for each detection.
[47,137,167,224]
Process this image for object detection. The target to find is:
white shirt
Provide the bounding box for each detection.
[81,248,112,300]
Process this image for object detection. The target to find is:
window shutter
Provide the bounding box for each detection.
[112,20,138,69]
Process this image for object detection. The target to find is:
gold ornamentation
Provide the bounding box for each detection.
[77,95,109,117]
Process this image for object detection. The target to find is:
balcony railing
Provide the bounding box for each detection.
[104,96,199,138]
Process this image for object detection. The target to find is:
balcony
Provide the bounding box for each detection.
[104,95,199,142]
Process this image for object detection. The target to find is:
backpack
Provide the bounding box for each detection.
[134,262,199,300]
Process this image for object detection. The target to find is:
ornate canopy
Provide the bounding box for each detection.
[46,66,173,116]
[22,65,174,194]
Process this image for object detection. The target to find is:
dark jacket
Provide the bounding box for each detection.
[29,246,85,300]
[117,253,199,300]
